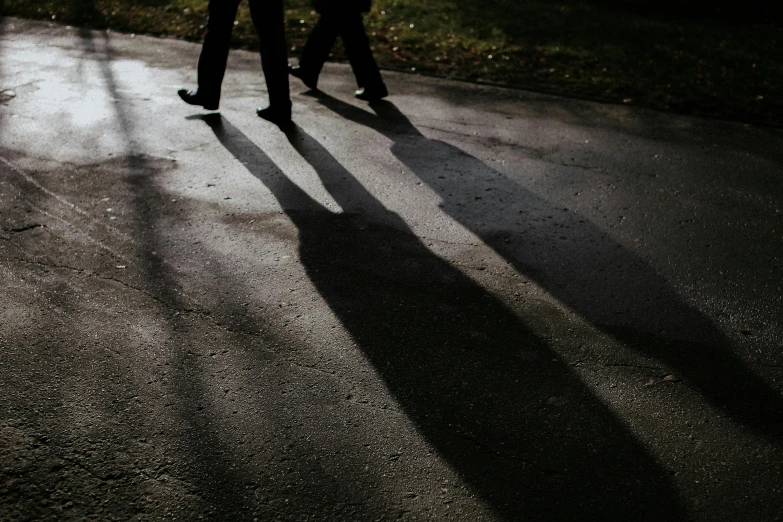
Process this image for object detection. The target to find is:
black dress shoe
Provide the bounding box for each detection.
[288,64,318,90]
[256,104,292,127]
[177,88,219,110]
[355,84,388,102]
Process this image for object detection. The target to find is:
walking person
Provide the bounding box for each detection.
[178,0,292,125]
[289,0,388,101]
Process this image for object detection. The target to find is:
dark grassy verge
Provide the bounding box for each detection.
[4,0,782,125]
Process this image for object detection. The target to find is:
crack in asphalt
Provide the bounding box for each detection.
[24,199,131,261]
[418,124,557,158]
[604,362,666,372]
[3,223,43,233]
[2,151,137,227]
[12,255,208,318]
[58,453,115,484]
[8,254,312,368]
[0,155,94,218]
[173,141,217,155]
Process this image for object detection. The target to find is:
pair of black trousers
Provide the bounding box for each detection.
[298,10,384,89]
[197,0,290,107]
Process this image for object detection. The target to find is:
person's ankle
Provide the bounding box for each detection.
[177,88,219,110]
[288,64,318,90]
[256,103,292,126]
[355,83,388,101]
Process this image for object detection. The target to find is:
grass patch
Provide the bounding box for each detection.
[4,0,781,124]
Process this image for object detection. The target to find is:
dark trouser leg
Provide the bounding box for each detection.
[340,12,384,89]
[248,0,290,108]
[197,0,242,99]
[298,12,341,78]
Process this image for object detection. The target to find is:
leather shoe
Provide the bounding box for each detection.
[256,104,292,127]
[178,88,219,110]
[355,84,388,102]
[288,64,318,90]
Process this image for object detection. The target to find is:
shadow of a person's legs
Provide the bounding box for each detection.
[63,35,259,516]
[197,115,686,520]
[309,94,783,440]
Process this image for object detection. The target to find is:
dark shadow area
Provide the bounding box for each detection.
[589,0,782,25]
[72,23,396,521]
[198,113,686,520]
[72,0,100,27]
[403,0,782,125]
[311,94,783,440]
[116,159,388,520]
[74,24,258,517]
[3,18,402,520]
[65,0,173,29]
[0,151,385,518]
[457,0,780,36]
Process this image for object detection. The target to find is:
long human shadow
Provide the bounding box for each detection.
[73,24,399,519]
[75,26,259,517]
[199,113,685,520]
[312,94,783,439]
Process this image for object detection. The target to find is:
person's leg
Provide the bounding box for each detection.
[196,0,243,101]
[294,12,341,86]
[339,11,387,100]
[249,0,291,118]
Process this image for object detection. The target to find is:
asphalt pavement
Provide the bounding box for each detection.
[1,17,782,521]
